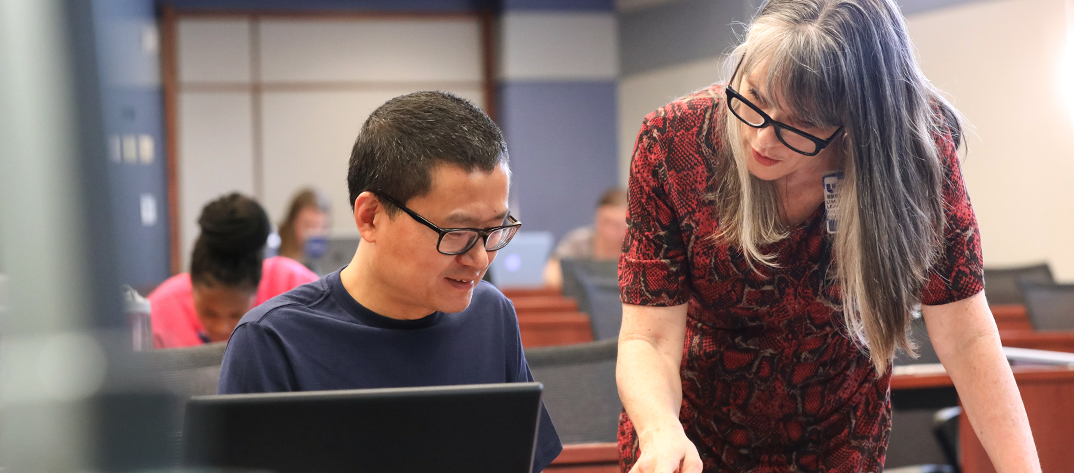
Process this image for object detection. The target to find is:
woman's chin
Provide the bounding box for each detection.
[746,160,784,181]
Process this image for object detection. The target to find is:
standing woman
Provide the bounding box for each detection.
[616,1,1040,472]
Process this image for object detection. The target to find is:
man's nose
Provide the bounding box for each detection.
[457,239,491,269]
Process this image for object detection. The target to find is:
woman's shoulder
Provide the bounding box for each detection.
[632,84,725,180]
[147,272,192,301]
[263,256,318,279]
[641,83,725,131]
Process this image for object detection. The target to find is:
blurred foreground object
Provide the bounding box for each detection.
[0,0,175,470]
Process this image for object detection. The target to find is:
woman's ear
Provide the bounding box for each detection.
[353,192,380,243]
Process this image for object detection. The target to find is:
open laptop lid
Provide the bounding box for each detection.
[184,382,543,473]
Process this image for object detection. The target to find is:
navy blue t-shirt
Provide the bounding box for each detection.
[218,270,563,472]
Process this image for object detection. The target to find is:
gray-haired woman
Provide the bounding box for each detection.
[615,0,1040,472]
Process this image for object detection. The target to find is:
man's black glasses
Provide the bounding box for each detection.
[374,193,521,256]
[725,57,843,156]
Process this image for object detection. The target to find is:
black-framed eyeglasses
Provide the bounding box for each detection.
[374,193,521,256]
[725,57,843,157]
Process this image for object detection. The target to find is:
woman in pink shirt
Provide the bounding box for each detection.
[149,193,318,348]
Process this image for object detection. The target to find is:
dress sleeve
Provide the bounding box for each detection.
[619,115,690,307]
[920,132,985,305]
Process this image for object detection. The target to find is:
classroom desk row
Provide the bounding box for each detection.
[547,365,1074,473]
[504,287,595,347]
[507,291,1074,354]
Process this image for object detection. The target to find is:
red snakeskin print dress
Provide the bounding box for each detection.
[617,85,984,473]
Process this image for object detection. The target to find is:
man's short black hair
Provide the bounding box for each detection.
[347,91,509,213]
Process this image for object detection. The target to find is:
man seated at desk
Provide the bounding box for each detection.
[219,91,562,471]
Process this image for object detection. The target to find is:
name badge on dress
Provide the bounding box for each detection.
[823,171,843,234]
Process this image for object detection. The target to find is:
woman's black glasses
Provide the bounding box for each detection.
[374,193,521,256]
[725,58,843,156]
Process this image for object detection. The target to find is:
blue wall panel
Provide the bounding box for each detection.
[93,0,171,287]
[165,0,615,12]
[501,0,613,11]
[101,90,171,287]
[620,0,748,76]
[164,0,493,12]
[499,81,619,241]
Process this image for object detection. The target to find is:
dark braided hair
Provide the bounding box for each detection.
[190,193,271,292]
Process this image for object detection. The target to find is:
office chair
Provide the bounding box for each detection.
[576,274,623,341]
[983,263,1053,305]
[893,315,941,366]
[135,342,228,466]
[888,316,958,472]
[1018,280,1074,331]
[559,258,617,301]
[933,406,962,473]
[138,342,228,397]
[525,339,621,444]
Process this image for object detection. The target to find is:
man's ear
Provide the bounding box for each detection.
[353,192,381,242]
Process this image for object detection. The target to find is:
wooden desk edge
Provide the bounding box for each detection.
[890,365,1074,390]
[552,442,619,464]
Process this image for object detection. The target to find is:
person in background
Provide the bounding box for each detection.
[542,187,628,289]
[149,193,318,348]
[616,0,1040,472]
[276,187,331,264]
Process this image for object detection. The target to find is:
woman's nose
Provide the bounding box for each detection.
[755,124,781,149]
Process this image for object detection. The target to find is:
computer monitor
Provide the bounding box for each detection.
[305,236,361,276]
[488,231,554,289]
[559,258,618,301]
[183,383,544,473]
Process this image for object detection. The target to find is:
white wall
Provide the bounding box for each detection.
[907,0,1074,279]
[174,16,484,271]
[617,55,725,185]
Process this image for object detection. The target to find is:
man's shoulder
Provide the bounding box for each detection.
[239,275,333,327]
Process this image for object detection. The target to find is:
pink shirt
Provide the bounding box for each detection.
[148,256,319,348]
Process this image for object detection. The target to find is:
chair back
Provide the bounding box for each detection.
[577,274,623,341]
[983,263,1053,305]
[1019,280,1074,331]
[133,342,228,466]
[559,258,617,301]
[894,315,940,366]
[525,339,620,444]
[138,342,229,398]
[932,406,962,473]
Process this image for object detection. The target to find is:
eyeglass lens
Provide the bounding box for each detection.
[438,226,519,254]
[728,95,820,155]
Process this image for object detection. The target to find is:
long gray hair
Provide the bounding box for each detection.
[713,0,962,372]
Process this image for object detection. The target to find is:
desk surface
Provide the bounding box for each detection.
[891,363,1074,389]
[549,366,1074,473]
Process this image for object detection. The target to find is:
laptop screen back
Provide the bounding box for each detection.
[183,383,543,473]
[488,231,554,289]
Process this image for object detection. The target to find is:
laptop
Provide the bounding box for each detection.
[305,236,361,276]
[488,231,554,289]
[560,258,618,301]
[183,382,544,473]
